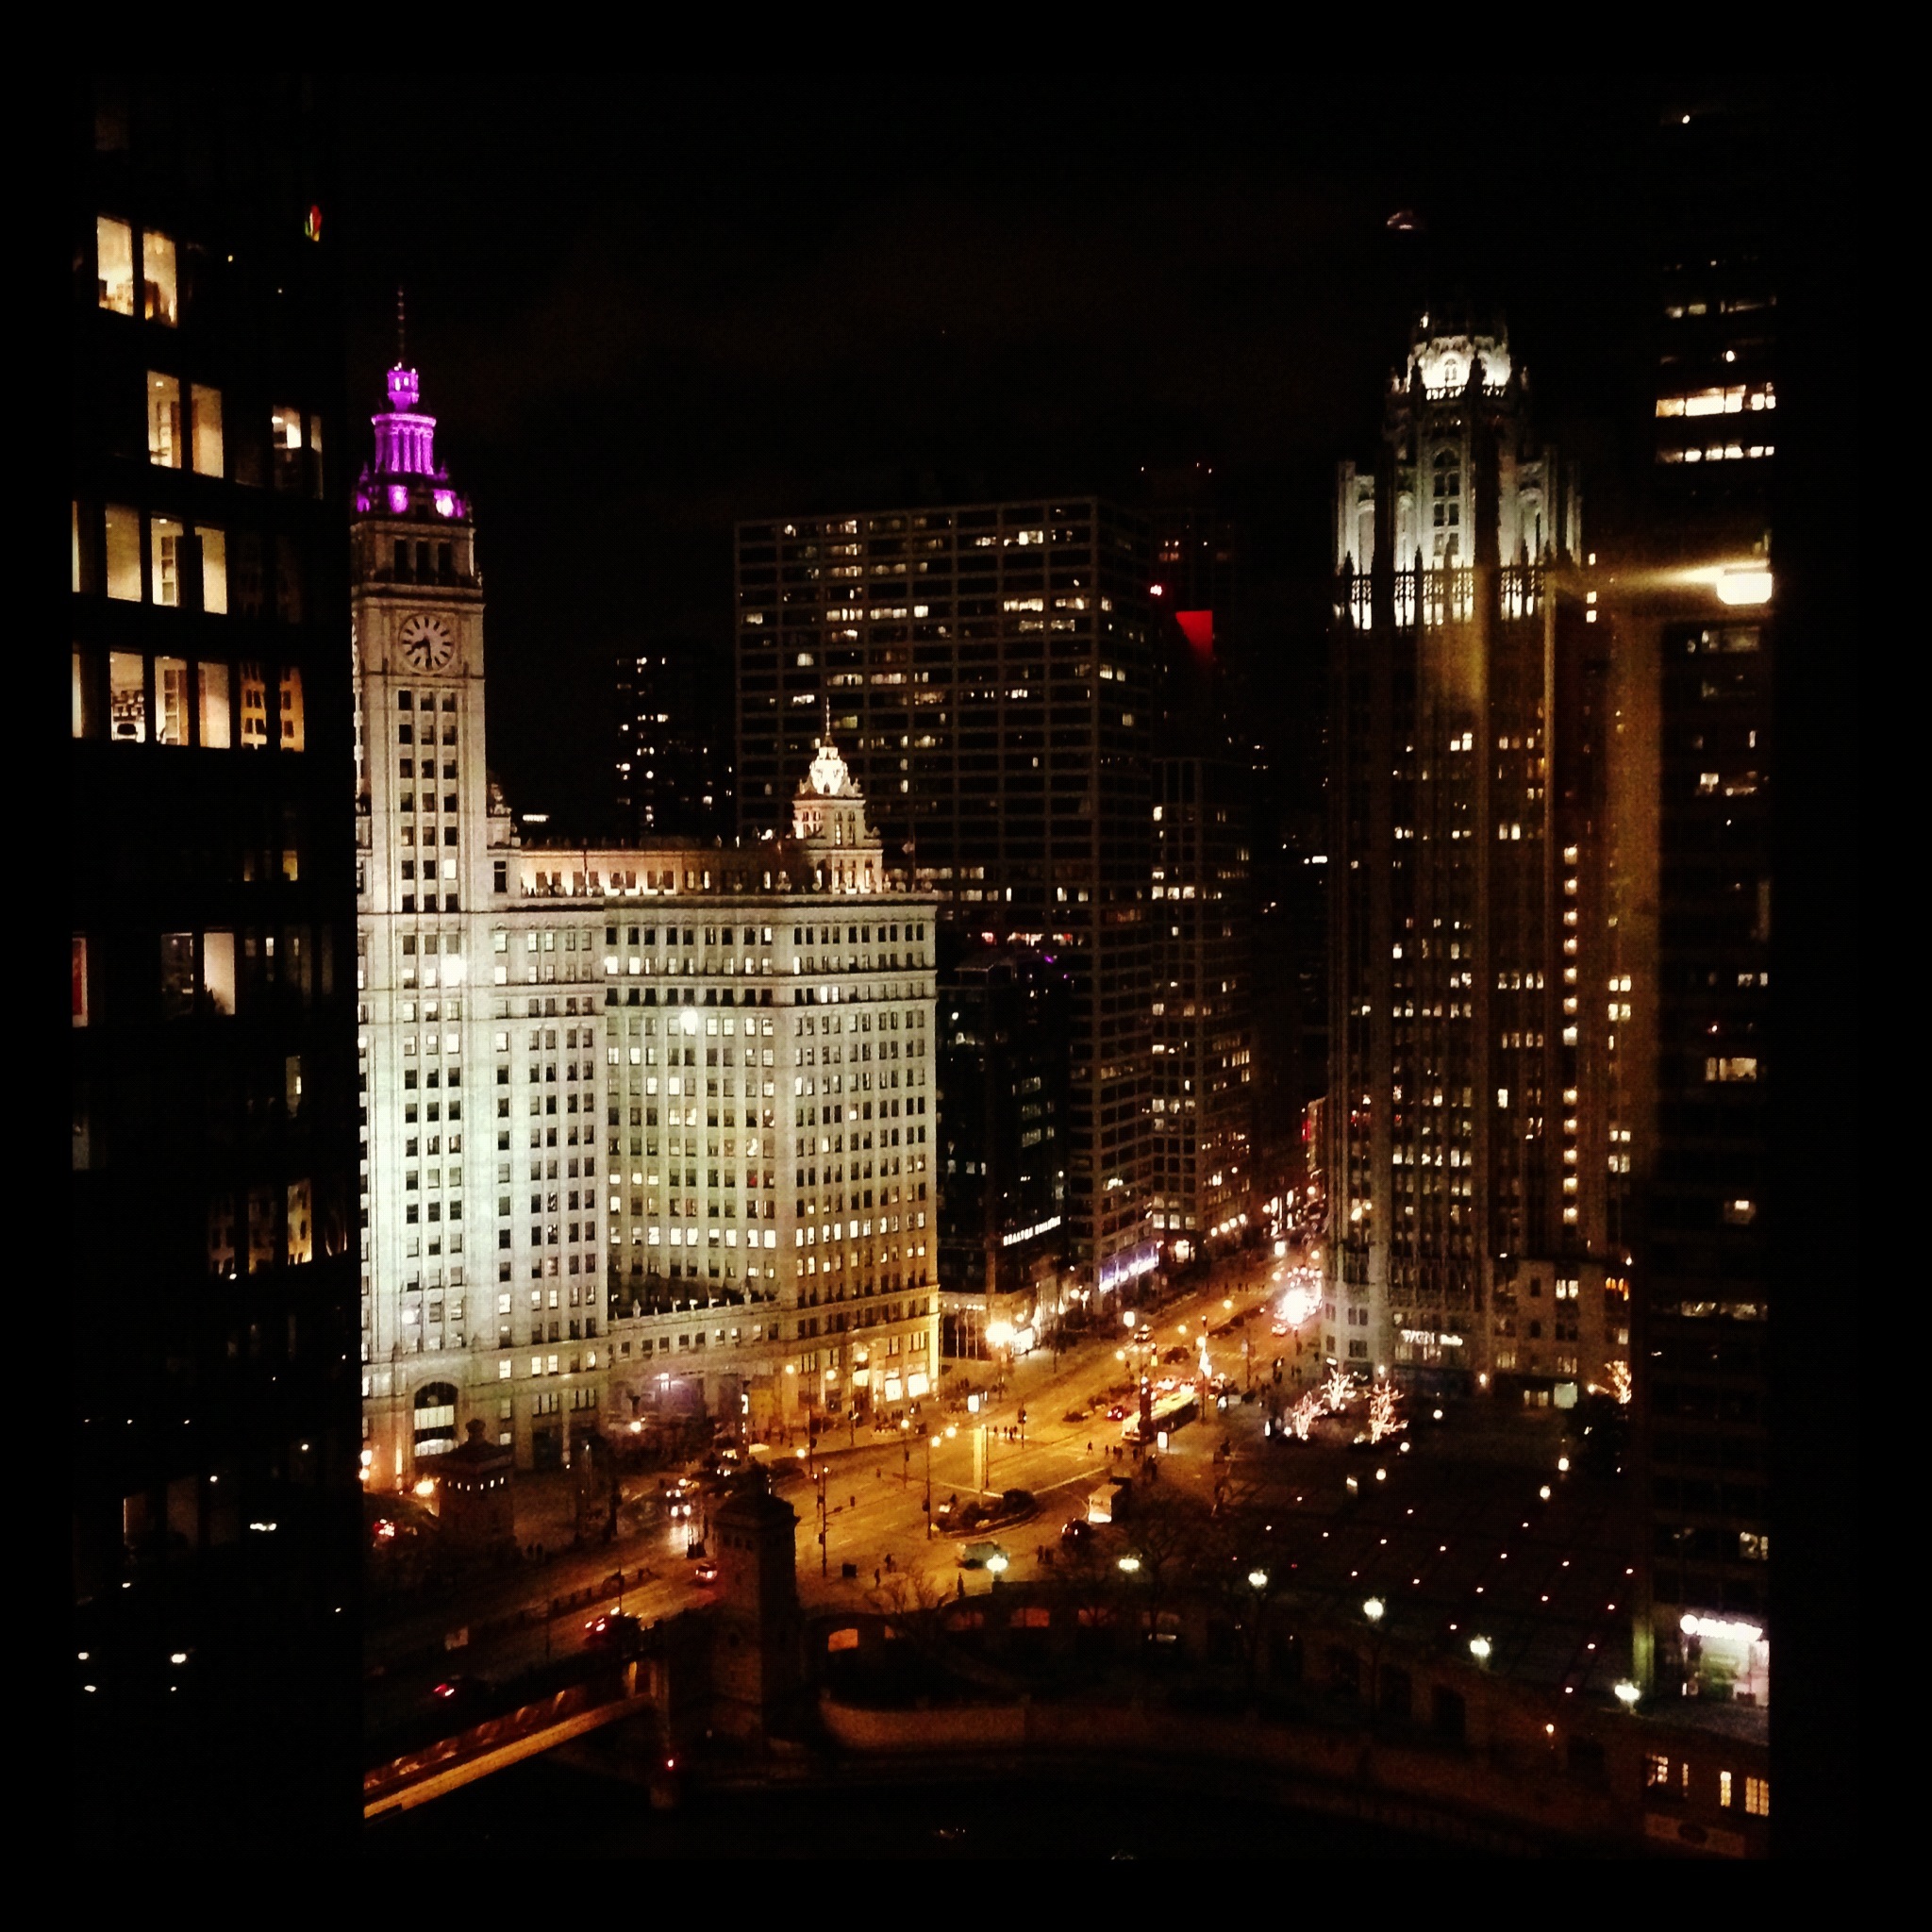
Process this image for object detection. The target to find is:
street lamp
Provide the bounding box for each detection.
[924,1433,939,1538]
[1363,1595,1387,1714]
[1247,1568,1269,1592]
[1469,1634,1492,1665]
[1614,1680,1641,1708]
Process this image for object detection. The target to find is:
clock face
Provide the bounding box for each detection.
[398,613,456,670]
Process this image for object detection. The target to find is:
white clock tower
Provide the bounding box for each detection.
[353,357,510,1485]
[352,359,491,915]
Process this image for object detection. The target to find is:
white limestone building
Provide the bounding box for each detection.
[353,361,939,1486]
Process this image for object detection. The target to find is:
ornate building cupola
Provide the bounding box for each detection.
[351,302,479,594]
[790,730,882,893]
[1333,307,1579,585]
[1402,310,1514,400]
[356,362,470,524]
[354,295,471,525]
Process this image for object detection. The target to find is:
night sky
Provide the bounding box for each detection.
[337,77,1657,833]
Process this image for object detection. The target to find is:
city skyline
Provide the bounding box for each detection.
[334,76,1685,839]
[71,75,1855,1857]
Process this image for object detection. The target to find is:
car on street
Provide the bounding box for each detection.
[1106,1405,1127,1422]
[1060,1517,1091,1545]
[692,1557,720,1585]
[582,1611,642,1654]
[957,1540,1008,1570]
[427,1674,490,1718]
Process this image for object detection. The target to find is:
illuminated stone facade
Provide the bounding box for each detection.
[355,366,938,1485]
[1325,313,1628,1405]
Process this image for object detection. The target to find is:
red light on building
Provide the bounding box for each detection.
[1175,609,1214,656]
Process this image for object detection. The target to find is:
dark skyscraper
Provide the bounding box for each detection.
[1146,478,1259,1255]
[734,501,1158,1308]
[936,940,1071,1357]
[70,78,359,1848]
[1150,739,1255,1258]
[1611,89,1782,1715]
[615,642,732,840]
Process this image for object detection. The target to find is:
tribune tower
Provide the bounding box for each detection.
[1326,312,1627,1409]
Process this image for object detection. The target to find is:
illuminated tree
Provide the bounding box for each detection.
[1322,1368,1355,1414]
[1609,1360,1633,1406]
[1366,1379,1405,1444]
[1288,1391,1324,1441]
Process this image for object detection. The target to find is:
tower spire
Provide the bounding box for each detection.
[358,292,467,517]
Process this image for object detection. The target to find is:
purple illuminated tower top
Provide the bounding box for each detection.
[356,359,469,521]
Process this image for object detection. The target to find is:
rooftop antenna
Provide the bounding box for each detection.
[823,696,832,746]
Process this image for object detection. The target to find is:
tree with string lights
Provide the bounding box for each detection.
[1366,1378,1404,1444]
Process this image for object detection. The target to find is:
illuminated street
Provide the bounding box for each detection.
[364,1249,1299,1738]
[371,1231,1641,1743]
